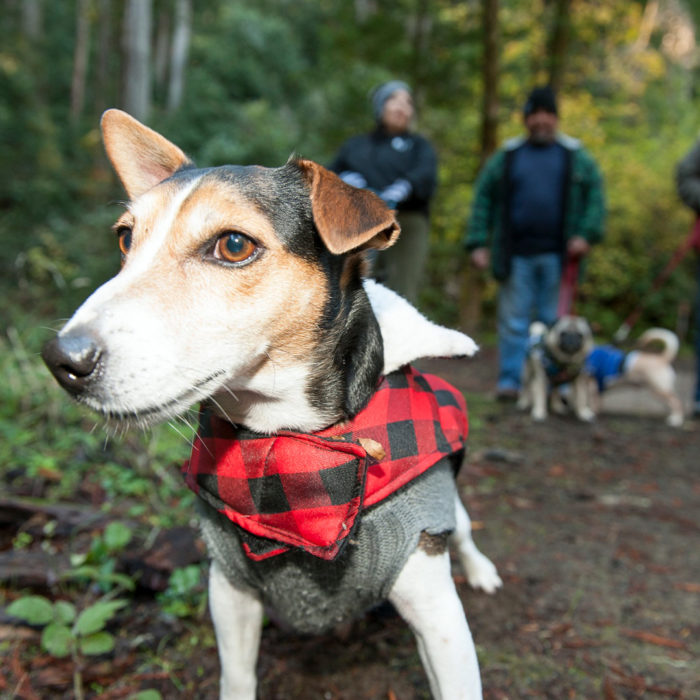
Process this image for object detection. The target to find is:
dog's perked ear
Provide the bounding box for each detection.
[296,159,400,254]
[100,109,192,199]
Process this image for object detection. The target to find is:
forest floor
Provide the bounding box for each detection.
[2,348,699,699]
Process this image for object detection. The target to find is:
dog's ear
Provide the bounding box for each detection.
[296,159,400,255]
[101,109,192,199]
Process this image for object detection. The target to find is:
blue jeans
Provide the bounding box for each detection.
[497,253,562,391]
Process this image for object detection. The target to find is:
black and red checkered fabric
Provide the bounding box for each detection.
[183,365,468,561]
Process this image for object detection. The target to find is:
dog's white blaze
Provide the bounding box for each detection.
[64,177,203,331]
[123,176,204,279]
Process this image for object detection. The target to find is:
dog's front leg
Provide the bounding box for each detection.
[530,364,548,421]
[209,561,263,700]
[389,547,482,699]
[572,375,595,422]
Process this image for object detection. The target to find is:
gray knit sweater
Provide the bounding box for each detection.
[198,459,457,634]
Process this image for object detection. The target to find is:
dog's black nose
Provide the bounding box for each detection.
[42,331,103,395]
[559,331,583,354]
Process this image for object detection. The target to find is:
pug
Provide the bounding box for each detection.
[518,316,595,422]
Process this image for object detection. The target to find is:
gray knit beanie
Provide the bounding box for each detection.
[371,80,412,122]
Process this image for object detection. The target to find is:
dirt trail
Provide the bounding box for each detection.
[3,353,698,699]
[255,356,700,699]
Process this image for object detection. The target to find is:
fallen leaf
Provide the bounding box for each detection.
[562,637,602,649]
[0,624,37,642]
[357,437,386,461]
[674,581,700,593]
[621,629,686,649]
[602,676,618,700]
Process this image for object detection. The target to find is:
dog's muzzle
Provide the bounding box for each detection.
[42,330,103,396]
[558,330,584,355]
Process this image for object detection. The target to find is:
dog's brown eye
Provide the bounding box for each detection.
[117,227,132,256]
[214,232,257,264]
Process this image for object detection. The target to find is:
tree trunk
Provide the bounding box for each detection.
[479,0,499,168]
[122,0,153,121]
[70,0,92,123]
[408,0,432,103]
[21,0,41,40]
[547,0,571,94]
[95,0,113,114]
[633,0,660,52]
[154,7,171,94]
[354,0,377,24]
[167,0,192,112]
[461,0,500,335]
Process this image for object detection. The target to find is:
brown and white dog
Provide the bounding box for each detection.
[584,327,684,427]
[42,110,501,699]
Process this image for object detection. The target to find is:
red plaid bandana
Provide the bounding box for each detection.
[183,365,468,561]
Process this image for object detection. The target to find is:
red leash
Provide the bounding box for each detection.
[557,256,580,317]
[613,218,700,343]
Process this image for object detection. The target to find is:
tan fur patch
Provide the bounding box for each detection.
[418,531,449,556]
[119,176,328,367]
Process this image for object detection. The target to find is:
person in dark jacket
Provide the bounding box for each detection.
[464,86,605,400]
[675,138,700,417]
[329,80,437,304]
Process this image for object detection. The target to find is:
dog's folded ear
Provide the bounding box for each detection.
[296,159,400,255]
[101,109,192,199]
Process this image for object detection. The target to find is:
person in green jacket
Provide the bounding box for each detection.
[464,86,605,400]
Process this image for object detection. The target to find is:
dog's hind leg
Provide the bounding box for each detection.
[647,367,684,427]
[209,561,263,700]
[451,495,502,594]
[389,547,483,699]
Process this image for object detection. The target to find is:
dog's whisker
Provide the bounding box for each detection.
[217,384,240,404]
[206,395,230,418]
[176,412,198,435]
[167,420,197,450]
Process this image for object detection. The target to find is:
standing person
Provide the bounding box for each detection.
[329,80,437,304]
[464,86,605,400]
[675,138,700,417]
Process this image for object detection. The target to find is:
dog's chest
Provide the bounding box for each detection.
[531,335,583,385]
[183,366,467,561]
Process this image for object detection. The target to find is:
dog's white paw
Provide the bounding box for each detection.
[531,409,546,422]
[666,413,684,428]
[463,551,503,594]
[577,407,595,423]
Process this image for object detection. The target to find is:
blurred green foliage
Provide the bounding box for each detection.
[2,0,698,343]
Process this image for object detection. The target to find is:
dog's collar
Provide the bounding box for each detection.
[183,365,468,561]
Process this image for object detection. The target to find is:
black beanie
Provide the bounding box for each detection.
[523,86,558,117]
